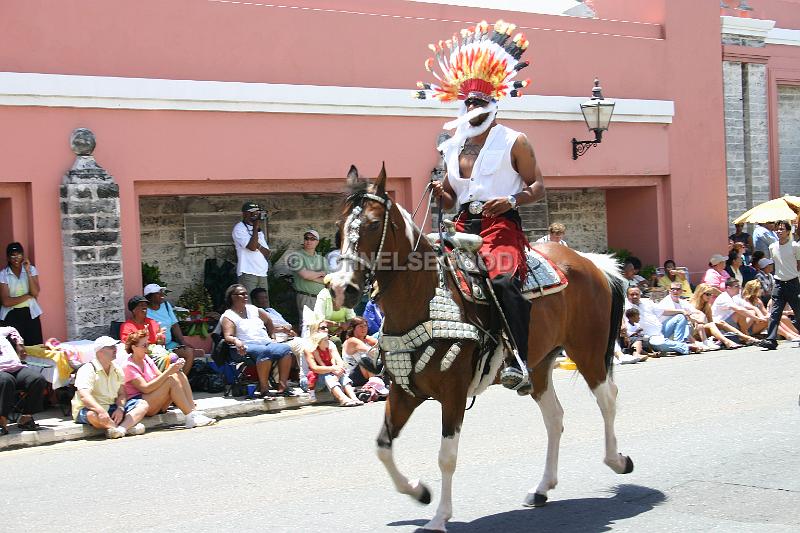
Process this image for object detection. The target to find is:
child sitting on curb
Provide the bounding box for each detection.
[304,328,363,407]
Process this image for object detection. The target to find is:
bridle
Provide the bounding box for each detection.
[341,191,393,296]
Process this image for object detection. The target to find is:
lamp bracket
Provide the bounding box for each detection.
[571,130,603,160]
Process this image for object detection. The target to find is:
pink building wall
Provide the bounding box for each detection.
[0,0,733,338]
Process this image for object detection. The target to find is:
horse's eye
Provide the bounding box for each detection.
[367,220,381,231]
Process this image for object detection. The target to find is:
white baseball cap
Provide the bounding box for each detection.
[758,258,774,269]
[143,283,171,296]
[93,336,120,353]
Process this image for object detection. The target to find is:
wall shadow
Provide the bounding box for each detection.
[387,484,666,533]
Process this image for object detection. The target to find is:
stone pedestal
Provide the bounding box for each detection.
[60,128,125,340]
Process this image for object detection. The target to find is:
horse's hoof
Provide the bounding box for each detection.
[522,492,547,507]
[623,455,634,474]
[417,484,432,505]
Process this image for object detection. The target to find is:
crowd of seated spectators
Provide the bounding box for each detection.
[617,222,800,363]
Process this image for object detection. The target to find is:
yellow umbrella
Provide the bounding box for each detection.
[732,197,799,225]
[782,195,800,212]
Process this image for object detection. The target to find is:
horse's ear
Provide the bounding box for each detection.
[376,162,387,196]
[346,164,365,194]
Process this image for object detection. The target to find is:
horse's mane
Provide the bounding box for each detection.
[342,180,373,218]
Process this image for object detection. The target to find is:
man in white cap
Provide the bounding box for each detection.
[144,283,198,374]
[232,201,271,296]
[291,229,328,331]
[71,336,149,439]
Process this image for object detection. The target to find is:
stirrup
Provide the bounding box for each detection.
[500,366,530,392]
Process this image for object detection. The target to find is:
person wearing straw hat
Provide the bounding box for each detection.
[304,330,363,407]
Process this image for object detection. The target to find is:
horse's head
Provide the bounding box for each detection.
[330,163,403,309]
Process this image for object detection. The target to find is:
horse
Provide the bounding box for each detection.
[329,164,632,532]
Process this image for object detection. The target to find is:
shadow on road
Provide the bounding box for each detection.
[387,484,666,533]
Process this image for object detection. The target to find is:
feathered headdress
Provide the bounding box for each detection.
[413,20,531,103]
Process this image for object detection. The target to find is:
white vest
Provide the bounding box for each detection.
[444,124,526,206]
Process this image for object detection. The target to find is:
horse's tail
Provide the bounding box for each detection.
[577,252,626,375]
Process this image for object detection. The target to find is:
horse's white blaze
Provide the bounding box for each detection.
[376,446,426,500]
[330,210,360,303]
[531,375,563,499]
[425,432,460,532]
[592,378,628,473]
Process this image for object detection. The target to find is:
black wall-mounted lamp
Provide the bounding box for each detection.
[572,78,615,160]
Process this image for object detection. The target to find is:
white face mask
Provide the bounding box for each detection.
[437,100,499,154]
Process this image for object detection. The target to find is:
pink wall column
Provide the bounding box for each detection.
[663,0,730,276]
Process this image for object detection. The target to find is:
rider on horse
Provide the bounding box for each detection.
[419,21,545,392]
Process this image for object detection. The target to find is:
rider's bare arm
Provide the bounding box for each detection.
[481,133,545,217]
[510,133,545,206]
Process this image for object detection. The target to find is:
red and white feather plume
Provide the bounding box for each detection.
[414,20,531,102]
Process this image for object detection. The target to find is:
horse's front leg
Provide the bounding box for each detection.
[424,385,467,532]
[376,386,430,504]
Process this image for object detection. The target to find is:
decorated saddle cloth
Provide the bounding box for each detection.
[449,247,568,303]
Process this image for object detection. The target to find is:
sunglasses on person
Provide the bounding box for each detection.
[670,288,683,292]
[304,235,318,241]
[464,97,489,108]
[318,325,329,331]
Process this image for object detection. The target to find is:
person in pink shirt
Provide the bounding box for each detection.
[702,253,730,290]
[123,329,215,429]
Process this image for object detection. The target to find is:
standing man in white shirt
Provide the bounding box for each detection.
[759,220,800,349]
[232,202,271,297]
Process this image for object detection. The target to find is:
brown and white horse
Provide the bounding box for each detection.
[330,165,632,532]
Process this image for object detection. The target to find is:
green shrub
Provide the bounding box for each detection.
[141,262,164,287]
[203,258,237,313]
[177,283,213,314]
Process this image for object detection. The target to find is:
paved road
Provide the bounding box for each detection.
[2,346,798,532]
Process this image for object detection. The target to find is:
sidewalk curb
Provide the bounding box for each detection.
[1,394,332,452]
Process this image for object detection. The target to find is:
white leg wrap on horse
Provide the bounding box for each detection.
[530,380,563,501]
[424,432,460,532]
[592,379,629,474]
[377,446,427,500]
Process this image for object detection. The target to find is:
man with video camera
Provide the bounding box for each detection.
[232,202,272,297]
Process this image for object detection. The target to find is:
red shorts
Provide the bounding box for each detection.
[455,213,529,280]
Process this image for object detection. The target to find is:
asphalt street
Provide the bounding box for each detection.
[2,345,798,533]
